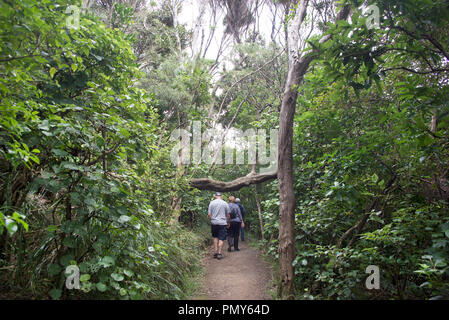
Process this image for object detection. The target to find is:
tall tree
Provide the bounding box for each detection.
[276,0,309,299]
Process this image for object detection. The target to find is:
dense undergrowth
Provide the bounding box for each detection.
[249,0,449,300]
[260,47,449,301]
[0,0,210,300]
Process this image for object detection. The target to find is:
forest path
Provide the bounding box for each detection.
[193,239,273,300]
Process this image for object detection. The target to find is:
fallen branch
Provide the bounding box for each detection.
[189,171,277,192]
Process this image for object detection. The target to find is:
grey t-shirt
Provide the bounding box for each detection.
[208,199,230,225]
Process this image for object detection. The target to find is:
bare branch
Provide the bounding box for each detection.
[190,171,277,192]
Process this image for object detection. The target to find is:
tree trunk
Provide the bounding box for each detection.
[253,184,264,240]
[169,0,185,225]
[277,0,309,299]
[276,1,350,299]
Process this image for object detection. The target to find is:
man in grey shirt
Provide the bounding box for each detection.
[208,192,231,259]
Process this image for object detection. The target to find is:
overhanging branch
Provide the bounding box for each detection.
[189,171,277,192]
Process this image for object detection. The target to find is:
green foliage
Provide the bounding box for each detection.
[310,0,449,94]
[2,0,448,302]
[217,42,286,130]
[260,0,449,298]
[262,67,448,300]
[0,211,29,236]
[138,56,213,124]
[0,0,207,300]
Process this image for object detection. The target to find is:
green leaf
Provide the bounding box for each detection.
[60,254,75,267]
[49,289,62,300]
[81,282,93,293]
[5,218,18,236]
[52,149,69,157]
[96,282,107,292]
[99,256,115,268]
[129,290,142,300]
[120,288,127,296]
[49,67,57,78]
[118,215,131,224]
[119,128,130,138]
[47,225,59,232]
[61,161,80,171]
[111,273,124,282]
[63,236,77,248]
[48,263,61,276]
[91,53,103,61]
[123,269,134,277]
[80,274,91,282]
[84,197,97,208]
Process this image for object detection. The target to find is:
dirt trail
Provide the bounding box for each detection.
[193,240,273,300]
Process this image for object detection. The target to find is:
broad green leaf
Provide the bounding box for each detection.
[49,289,62,300]
[111,273,124,282]
[99,256,115,268]
[80,274,91,282]
[96,282,107,292]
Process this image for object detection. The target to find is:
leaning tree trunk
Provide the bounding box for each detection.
[169,0,188,224]
[276,0,350,299]
[277,0,309,299]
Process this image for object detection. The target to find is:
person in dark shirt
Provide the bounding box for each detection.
[227,196,244,252]
[235,198,246,241]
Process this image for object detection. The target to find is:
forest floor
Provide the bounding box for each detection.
[192,238,274,300]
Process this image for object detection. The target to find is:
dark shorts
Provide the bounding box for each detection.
[211,224,227,240]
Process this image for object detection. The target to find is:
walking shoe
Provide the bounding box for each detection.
[216,254,223,260]
[235,248,240,251]
[213,252,218,259]
[227,246,232,252]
